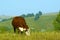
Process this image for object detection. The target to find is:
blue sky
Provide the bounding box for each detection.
[0,0,60,16]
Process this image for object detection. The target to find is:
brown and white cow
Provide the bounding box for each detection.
[12,16,30,36]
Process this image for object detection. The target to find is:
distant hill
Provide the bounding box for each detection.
[0,15,12,22]
[43,12,58,15]
[0,15,11,19]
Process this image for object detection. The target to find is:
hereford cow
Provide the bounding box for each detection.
[12,16,30,36]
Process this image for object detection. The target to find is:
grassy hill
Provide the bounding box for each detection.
[0,13,58,33]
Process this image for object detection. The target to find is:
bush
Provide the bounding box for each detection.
[26,13,34,17]
[53,11,60,31]
[34,14,39,20]
[34,11,42,20]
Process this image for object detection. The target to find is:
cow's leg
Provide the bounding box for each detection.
[14,27,16,33]
[21,31,23,34]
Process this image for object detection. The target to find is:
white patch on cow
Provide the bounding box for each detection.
[25,29,30,36]
[19,27,23,31]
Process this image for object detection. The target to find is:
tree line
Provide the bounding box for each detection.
[21,11,42,20]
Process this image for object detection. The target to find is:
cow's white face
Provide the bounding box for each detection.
[19,27,30,36]
[19,27,24,31]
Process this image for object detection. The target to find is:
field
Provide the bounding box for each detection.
[0,13,59,40]
[0,32,60,40]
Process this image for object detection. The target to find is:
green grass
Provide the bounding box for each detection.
[0,32,60,40]
[25,13,58,31]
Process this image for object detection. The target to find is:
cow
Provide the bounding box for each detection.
[12,16,30,36]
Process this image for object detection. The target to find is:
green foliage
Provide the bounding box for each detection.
[26,13,34,17]
[2,19,7,22]
[34,13,40,20]
[56,11,60,23]
[53,21,60,31]
[34,11,42,20]
[21,14,26,18]
[38,11,42,15]
[21,13,34,18]
[53,11,60,31]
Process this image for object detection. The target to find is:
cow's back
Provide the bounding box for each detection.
[12,16,29,29]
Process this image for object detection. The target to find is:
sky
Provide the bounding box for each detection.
[0,0,60,16]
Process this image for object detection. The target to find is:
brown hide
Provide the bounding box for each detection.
[12,16,29,33]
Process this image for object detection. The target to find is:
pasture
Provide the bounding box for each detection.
[0,12,59,40]
[0,32,60,40]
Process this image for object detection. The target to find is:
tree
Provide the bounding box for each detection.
[21,14,26,18]
[26,13,34,17]
[34,13,39,20]
[53,11,60,31]
[38,11,42,15]
[56,11,60,23]
[34,11,42,20]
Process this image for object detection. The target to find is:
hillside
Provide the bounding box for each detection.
[0,13,58,33]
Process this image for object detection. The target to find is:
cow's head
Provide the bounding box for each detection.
[19,27,30,36]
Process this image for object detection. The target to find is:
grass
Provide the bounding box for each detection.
[0,32,60,40]
[25,13,58,31]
